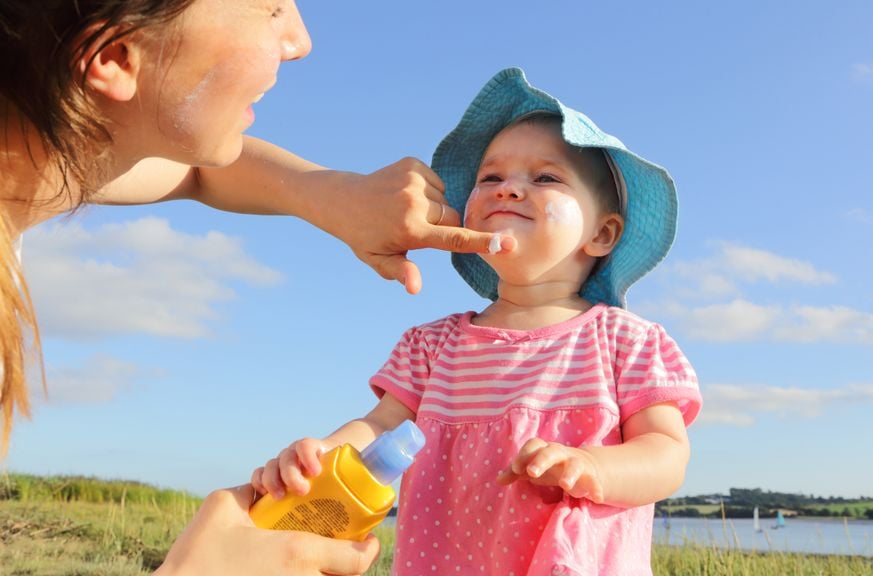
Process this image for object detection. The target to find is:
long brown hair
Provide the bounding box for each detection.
[0,0,197,454]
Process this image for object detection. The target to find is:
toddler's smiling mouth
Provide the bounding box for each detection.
[485,209,532,220]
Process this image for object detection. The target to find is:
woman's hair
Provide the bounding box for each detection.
[1,0,196,198]
[0,0,197,455]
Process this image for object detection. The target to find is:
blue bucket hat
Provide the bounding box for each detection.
[431,68,678,309]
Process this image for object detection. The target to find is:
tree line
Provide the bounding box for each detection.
[658,487,873,519]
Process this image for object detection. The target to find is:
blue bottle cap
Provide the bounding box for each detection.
[359,420,426,485]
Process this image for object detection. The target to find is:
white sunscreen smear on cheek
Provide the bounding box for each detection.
[488,233,502,254]
[464,186,480,222]
[172,68,218,138]
[545,197,583,226]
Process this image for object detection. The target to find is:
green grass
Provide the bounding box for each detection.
[2,474,871,575]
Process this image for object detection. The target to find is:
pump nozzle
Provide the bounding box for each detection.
[359,420,425,485]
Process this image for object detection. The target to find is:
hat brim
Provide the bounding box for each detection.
[432,68,677,308]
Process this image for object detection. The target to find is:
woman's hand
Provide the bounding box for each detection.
[157,485,380,576]
[497,438,605,503]
[321,157,515,294]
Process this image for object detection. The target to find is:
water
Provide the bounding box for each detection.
[654,517,873,557]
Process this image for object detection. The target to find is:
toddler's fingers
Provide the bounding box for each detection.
[525,444,568,479]
[564,467,605,503]
[557,459,585,493]
[496,466,521,485]
[510,437,550,475]
[250,466,267,495]
[294,439,327,477]
[277,447,310,496]
[261,457,286,500]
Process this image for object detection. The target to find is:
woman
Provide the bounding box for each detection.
[0,1,503,573]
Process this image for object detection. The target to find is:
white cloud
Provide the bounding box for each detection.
[672,243,836,298]
[720,244,836,285]
[23,218,282,340]
[845,208,873,225]
[698,383,873,427]
[665,299,781,342]
[665,299,873,344]
[852,62,873,83]
[31,355,152,405]
[773,305,873,343]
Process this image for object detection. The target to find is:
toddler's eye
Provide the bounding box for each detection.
[534,173,560,183]
[479,174,502,183]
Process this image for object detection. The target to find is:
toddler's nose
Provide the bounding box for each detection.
[494,179,525,200]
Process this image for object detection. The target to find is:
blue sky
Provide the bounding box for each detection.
[6,1,873,499]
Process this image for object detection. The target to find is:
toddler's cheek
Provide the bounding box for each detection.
[463,186,480,224]
[544,196,583,226]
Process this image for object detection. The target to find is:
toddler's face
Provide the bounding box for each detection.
[464,121,608,289]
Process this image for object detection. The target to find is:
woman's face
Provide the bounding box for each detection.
[132,0,311,166]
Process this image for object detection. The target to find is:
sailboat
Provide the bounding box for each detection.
[771,509,786,530]
[753,506,762,533]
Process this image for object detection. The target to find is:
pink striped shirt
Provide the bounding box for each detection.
[370,303,701,576]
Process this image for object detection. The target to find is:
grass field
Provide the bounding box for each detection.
[2,474,872,575]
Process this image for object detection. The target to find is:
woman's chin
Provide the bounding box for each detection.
[196,138,245,168]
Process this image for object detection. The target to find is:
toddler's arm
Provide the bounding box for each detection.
[498,402,689,508]
[251,393,414,501]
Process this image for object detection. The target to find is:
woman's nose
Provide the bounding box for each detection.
[280,1,313,61]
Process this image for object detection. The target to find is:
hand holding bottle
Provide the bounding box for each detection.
[248,422,425,540]
[251,437,333,501]
[157,484,380,576]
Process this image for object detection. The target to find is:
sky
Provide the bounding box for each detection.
[5,1,873,499]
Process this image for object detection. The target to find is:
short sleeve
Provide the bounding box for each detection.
[614,323,701,426]
[369,327,432,415]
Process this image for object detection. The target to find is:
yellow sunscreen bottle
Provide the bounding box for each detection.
[249,420,425,541]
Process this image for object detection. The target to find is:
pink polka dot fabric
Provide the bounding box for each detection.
[370,304,701,575]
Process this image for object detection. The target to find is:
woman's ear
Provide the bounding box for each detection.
[77,26,141,102]
[583,212,624,257]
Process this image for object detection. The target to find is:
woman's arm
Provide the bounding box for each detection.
[92,136,507,293]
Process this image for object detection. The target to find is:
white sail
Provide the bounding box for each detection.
[753,506,761,532]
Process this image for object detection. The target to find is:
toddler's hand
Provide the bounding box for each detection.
[250,437,329,501]
[496,438,605,504]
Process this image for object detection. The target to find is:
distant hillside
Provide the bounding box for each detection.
[659,487,873,519]
[0,473,201,507]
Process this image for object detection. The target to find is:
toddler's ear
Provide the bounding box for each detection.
[77,24,141,102]
[583,213,624,258]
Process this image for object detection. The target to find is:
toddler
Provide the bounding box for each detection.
[252,68,702,576]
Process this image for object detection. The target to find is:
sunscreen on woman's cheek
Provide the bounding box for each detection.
[249,421,425,541]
